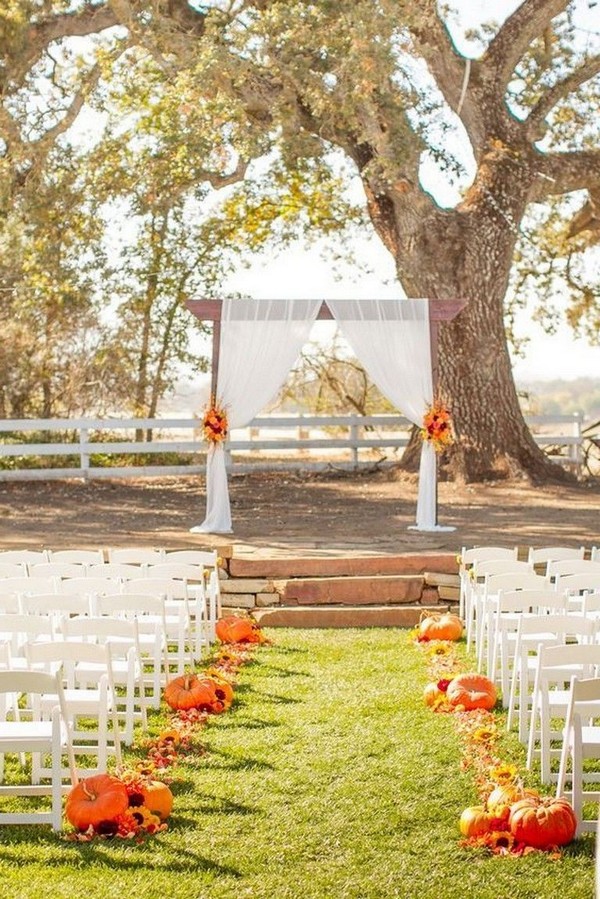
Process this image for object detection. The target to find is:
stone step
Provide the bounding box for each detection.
[228,551,458,579]
[280,574,433,606]
[254,604,447,629]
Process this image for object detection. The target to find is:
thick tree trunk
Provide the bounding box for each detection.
[383,172,573,484]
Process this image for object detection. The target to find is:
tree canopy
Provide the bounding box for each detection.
[1,0,598,478]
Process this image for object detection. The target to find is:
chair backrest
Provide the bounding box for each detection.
[60,614,142,662]
[0,562,27,578]
[96,592,165,618]
[29,562,88,579]
[475,559,532,578]
[556,573,600,596]
[527,546,586,565]
[497,588,568,614]
[485,572,550,594]
[548,560,600,578]
[537,644,600,686]
[56,576,121,596]
[0,593,21,614]
[0,550,49,565]
[518,613,597,642]
[26,640,113,688]
[107,548,165,564]
[122,577,188,600]
[20,592,93,618]
[0,576,58,596]
[145,562,204,583]
[48,549,105,564]
[0,667,68,699]
[0,612,56,652]
[163,549,219,567]
[87,563,142,580]
[569,675,600,704]
[592,546,599,562]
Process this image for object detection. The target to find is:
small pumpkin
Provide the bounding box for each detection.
[141,780,173,820]
[419,612,463,642]
[459,805,496,838]
[446,672,497,710]
[164,674,219,711]
[65,774,129,831]
[423,682,444,707]
[509,796,577,849]
[487,784,540,821]
[216,615,265,644]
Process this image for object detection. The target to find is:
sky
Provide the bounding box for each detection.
[220,0,600,384]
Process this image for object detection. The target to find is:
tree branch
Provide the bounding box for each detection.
[531,149,600,200]
[409,2,485,151]
[527,55,600,134]
[482,0,569,90]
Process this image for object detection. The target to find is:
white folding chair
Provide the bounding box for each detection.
[95,593,168,708]
[0,551,49,566]
[48,549,105,565]
[61,614,148,745]
[558,573,600,613]
[528,643,600,786]
[507,614,595,743]
[20,593,93,619]
[28,562,88,580]
[107,548,165,565]
[557,675,600,834]
[0,562,28,578]
[56,577,121,604]
[163,550,222,640]
[474,568,546,673]
[0,669,77,830]
[26,641,123,778]
[146,563,209,660]
[459,546,518,624]
[0,594,22,614]
[592,547,599,562]
[87,563,141,580]
[548,560,600,580]
[122,577,192,674]
[0,613,57,667]
[528,546,586,575]
[1,577,59,598]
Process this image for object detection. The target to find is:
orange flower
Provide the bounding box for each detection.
[202,403,228,443]
[421,402,454,452]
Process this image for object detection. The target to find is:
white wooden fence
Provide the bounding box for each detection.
[0,412,585,481]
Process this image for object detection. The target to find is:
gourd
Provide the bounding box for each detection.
[423,682,444,706]
[509,797,577,850]
[419,612,463,642]
[486,784,539,821]
[65,774,129,830]
[215,615,265,644]
[141,781,174,820]
[459,805,496,838]
[164,674,219,711]
[446,673,497,710]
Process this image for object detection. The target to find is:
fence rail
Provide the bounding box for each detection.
[0,412,585,481]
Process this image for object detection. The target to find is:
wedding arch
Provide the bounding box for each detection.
[186,297,466,534]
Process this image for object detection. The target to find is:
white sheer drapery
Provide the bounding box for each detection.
[326,298,439,530]
[191,298,322,533]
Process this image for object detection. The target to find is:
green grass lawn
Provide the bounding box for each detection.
[0,629,595,899]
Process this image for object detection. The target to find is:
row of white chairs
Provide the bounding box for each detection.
[460,544,600,835]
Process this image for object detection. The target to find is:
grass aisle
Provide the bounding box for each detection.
[0,629,595,899]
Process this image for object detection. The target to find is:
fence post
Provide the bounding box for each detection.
[349,416,359,470]
[80,427,89,479]
[572,413,583,475]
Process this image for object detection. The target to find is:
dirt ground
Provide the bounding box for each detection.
[0,469,598,556]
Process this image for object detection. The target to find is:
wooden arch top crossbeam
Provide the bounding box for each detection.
[186,297,467,399]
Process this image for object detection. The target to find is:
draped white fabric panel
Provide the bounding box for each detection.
[192,298,322,534]
[326,299,437,530]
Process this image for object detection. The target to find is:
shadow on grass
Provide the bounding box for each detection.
[206,747,275,772]
[249,663,312,679]
[0,838,242,877]
[216,714,282,730]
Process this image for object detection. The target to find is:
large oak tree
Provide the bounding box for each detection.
[3,0,599,480]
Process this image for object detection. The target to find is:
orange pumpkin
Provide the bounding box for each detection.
[164,674,219,711]
[141,780,173,820]
[419,612,463,642]
[459,805,496,838]
[509,796,577,849]
[216,615,265,644]
[446,673,497,710]
[65,774,129,830]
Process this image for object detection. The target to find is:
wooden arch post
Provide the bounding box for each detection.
[186,297,467,530]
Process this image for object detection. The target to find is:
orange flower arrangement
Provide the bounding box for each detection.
[421,401,453,452]
[202,401,228,444]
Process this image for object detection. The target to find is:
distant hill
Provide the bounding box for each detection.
[517,378,600,422]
